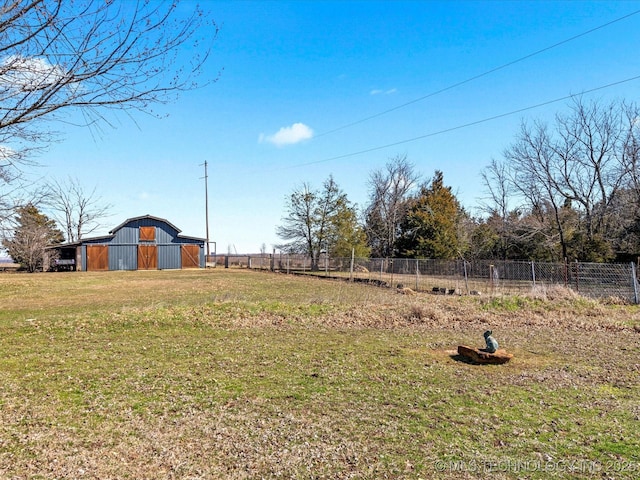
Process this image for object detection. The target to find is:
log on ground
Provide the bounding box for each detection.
[457,345,513,364]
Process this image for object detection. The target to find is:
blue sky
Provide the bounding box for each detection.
[36,0,640,254]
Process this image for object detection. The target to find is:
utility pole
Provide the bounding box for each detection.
[201,161,210,258]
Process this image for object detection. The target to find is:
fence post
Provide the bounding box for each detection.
[350,248,354,282]
[575,260,579,292]
[632,262,639,304]
[415,259,419,291]
[531,261,536,288]
[489,264,494,295]
[463,260,470,295]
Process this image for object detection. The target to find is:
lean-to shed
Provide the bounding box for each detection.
[52,214,205,271]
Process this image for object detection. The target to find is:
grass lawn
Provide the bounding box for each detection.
[0,269,639,479]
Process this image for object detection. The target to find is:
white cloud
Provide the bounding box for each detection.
[370,88,397,95]
[0,145,16,160]
[259,122,314,147]
[0,55,66,92]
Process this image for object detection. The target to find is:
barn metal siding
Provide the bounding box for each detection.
[158,245,181,269]
[173,236,204,245]
[109,245,137,271]
[82,237,112,245]
[111,217,185,245]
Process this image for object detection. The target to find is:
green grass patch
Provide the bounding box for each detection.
[480,295,536,311]
[0,269,638,478]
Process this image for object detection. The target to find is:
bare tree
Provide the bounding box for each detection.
[497,98,638,261]
[0,166,21,225]
[44,176,112,242]
[276,176,353,270]
[0,175,48,238]
[480,158,515,220]
[0,1,219,172]
[504,121,574,259]
[612,106,640,255]
[479,158,522,259]
[552,99,628,240]
[364,155,419,258]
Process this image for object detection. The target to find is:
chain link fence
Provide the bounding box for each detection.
[213,254,640,304]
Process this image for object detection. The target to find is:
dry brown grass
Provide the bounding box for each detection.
[0,269,639,479]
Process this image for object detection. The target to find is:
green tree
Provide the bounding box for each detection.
[330,206,370,259]
[277,176,363,269]
[397,171,463,259]
[467,217,501,260]
[2,204,64,272]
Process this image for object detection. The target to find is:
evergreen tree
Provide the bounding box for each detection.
[330,206,370,259]
[397,171,463,259]
[2,204,64,272]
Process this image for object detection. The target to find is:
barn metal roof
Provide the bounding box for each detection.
[109,214,183,234]
[51,214,205,246]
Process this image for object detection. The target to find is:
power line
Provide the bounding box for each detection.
[314,8,640,138]
[290,74,640,168]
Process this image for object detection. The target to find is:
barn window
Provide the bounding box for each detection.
[139,226,156,242]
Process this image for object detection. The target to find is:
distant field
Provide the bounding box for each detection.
[0,269,639,479]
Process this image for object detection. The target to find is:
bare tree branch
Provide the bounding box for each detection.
[364,155,419,258]
[43,176,112,242]
[494,98,639,261]
[0,0,219,167]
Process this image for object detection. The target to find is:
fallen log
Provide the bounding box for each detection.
[457,345,513,364]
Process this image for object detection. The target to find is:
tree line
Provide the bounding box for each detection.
[277,98,640,266]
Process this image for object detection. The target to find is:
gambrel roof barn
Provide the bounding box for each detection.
[51,215,205,271]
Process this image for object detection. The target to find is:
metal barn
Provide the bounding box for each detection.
[53,215,205,271]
